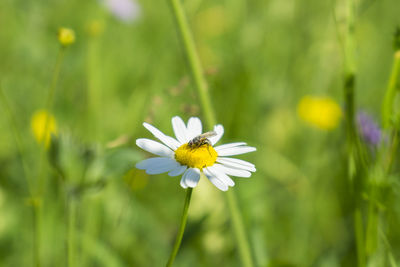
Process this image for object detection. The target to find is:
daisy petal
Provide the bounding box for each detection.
[216,146,256,156]
[172,116,189,143]
[214,142,247,151]
[217,157,256,172]
[181,168,200,188]
[180,174,188,188]
[136,138,174,157]
[217,157,255,168]
[136,157,179,175]
[209,124,224,145]
[204,168,229,191]
[168,165,187,177]
[186,117,202,140]
[143,122,180,150]
[207,166,235,186]
[212,163,251,178]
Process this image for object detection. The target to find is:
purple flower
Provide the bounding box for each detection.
[357,112,382,146]
[104,0,141,23]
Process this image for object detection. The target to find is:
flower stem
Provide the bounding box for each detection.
[87,38,98,118]
[45,47,66,111]
[343,0,366,266]
[0,87,41,267]
[168,0,216,126]
[354,207,366,267]
[168,1,254,266]
[0,87,33,195]
[86,37,101,139]
[382,51,400,129]
[38,47,66,194]
[33,203,42,267]
[166,188,193,267]
[67,196,77,267]
[386,130,399,174]
[365,180,378,256]
[226,190,254,267]
[383,50,400,174]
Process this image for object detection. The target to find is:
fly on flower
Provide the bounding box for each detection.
[188,131,216,148]
[135,116,256,191]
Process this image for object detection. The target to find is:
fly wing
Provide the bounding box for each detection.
[201,131,217,138]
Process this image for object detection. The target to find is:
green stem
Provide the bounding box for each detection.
[343,0,366,266]
[0,88,41,267]
[226,190,254,267]
[168,0,216,126]
[0,88,33,195]
[386,130,399,174]
[33,203,42,267]
[383,51,400,174]
[344,49,365,267]
[380,227,399,267]
[168,1,254,266]
[87,39,97,116]
[38,47,66,195]
[354,207,366,267]
[67,196,77,267]
[382,51,400,129]
[86,37,100,139]
[45,47,66,110]
[365,180,378,256]
[166,188,193,267]
[81,199,100,267]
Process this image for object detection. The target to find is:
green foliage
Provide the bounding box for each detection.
[0,0,400,266]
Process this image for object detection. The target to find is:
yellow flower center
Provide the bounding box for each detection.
[174,143,218,169]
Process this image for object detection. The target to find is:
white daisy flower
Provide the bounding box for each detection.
[135,116,256,191]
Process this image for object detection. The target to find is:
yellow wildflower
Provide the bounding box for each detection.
[297,95,342,130]
[58,27,75,46]
[31,110,57,148]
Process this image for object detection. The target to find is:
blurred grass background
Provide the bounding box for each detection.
[1,0,400,266]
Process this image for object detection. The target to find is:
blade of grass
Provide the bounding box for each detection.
[0,87,41,267]
[342,0,366,266]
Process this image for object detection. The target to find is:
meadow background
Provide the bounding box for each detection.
[1,0,400,266]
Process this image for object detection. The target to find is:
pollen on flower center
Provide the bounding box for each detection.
[174,143,218,169]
